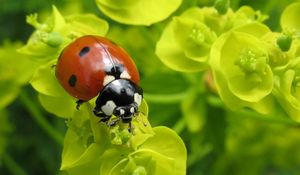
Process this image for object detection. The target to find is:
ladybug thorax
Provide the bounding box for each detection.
[94,79,143,123]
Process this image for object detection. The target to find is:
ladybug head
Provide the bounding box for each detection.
[113,103,139,123]
[93,79,143,123]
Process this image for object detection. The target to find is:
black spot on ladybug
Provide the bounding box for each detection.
[68,74,77,87]
[105,63,124,79]
[79,46,90,57]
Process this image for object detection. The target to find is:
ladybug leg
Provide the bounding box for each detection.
[51,64,56,69]
[128,122,134,133]
[108,117,120,127]
[93,109,112,124]
[99,116,111,123]
[76,100,85,110]
[93,109,108,118]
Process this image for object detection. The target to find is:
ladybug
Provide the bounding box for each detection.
[55,35,143,129]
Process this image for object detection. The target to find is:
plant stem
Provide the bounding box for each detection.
[172,118,186,134]
[231,109,300,126]
[2,153,28,175]
[144,92,187,104]
[262,0,277,14]
[19,92,64,145]
[207,92,300,126]
[187,144,212,168]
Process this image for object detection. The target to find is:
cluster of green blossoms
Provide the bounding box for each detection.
[19,6,186,175]
[156,2,300,121]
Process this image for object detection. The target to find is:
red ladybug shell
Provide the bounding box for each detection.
[55,35,140,101]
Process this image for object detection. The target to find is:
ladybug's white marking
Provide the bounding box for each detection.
[120,70,131,79]
[103,75,115,86]
[130,107,135,113]
[134,93,142,106]
[120,109,125,115]
[101,100,116,115]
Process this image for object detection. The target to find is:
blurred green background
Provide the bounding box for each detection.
[1,0,300,175]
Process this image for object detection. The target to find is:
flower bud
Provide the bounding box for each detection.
[45,32,64,48]
[214,0,230,15]
[277,34,292,52]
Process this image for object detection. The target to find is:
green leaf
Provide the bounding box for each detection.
[38,93,75,118]
[139,126,187,175]
[280,2,300,32]
[96,0,182,25]
[61,160,101,175]
[17,37,59,60]
[97,0,138,9]
[61,112,90,170]
[0,42,40,108]
[50,5,66,32]
[0,42,40,85]
[30,60,66,96]
[132,166,147,175]
[99,148,130,175]
[63,143,103,170]
[233,22,270,38]
[64,14,109,37]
